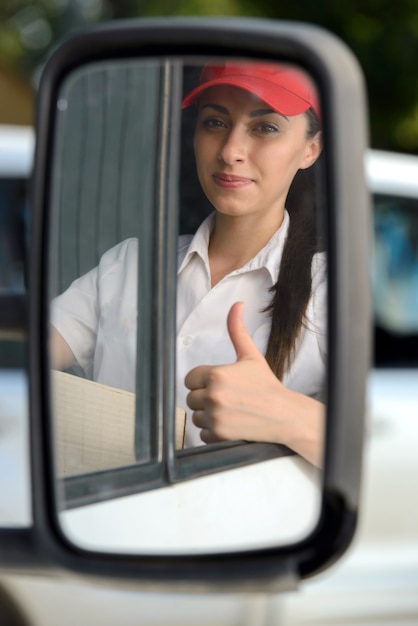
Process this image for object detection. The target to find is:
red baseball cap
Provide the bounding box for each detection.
[181,61,320,120]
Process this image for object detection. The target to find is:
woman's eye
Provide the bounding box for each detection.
[254,122,279,135]
[202,118,226,131]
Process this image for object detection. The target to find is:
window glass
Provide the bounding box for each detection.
[372,193,418,367]
[0,178,28,292]
[48,59,166,476]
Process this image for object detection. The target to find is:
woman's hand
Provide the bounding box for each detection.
[185,302,324,467]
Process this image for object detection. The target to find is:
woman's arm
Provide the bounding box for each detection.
[185,302,325,467]
[49,325,76,371]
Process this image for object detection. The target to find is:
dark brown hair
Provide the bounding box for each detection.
[264,108,323,380]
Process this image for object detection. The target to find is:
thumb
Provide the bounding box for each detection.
[227,302,263,362]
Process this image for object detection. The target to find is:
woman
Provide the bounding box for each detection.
[50,61,326,467]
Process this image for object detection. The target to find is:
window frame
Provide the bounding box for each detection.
[46,56,303,511]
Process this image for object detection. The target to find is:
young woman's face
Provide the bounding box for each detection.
[193,85,321,222]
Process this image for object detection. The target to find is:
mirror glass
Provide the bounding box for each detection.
[46,56,327,554]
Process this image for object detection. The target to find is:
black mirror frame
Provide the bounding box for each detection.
[0,17,371,592]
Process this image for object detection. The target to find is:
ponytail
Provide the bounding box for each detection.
[264,109,323,379]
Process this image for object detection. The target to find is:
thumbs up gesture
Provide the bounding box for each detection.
[184,302,324,467]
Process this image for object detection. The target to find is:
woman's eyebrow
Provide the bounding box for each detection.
[200,103,229,114]
[199,103,289,121]
[250,108,289,120]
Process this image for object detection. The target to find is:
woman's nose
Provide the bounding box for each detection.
[218,127,246,164]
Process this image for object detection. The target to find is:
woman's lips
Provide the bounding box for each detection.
[213,173,253,189]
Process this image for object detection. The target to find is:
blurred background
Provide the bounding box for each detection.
[1,7,418,624]
[1,0,418,154]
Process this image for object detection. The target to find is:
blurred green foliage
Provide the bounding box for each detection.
[1,0,418,152]
[260,1,418,153]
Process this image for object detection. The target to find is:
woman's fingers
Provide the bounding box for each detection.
[184,364,212,392]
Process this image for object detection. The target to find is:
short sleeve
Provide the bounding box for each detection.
[50,266,100,372]
[50,239,137,373]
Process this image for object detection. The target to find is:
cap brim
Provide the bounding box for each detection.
[181,76,312,117]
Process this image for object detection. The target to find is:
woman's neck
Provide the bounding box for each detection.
[208,211,285,287]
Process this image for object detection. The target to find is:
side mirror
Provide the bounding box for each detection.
[0,17,371,591]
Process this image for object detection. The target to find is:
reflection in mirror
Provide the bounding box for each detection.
[47,56,327,554]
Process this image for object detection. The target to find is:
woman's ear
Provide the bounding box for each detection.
[301,131,322,170]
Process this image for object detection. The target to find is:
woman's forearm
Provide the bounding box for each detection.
[49,325,76,371]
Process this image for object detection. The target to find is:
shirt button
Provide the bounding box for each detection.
[182,336,193,347]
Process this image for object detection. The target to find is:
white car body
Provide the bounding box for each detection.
[0,124,34,177]
[0,125,417,624]
[283,150,418,625]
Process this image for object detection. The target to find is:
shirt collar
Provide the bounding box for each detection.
[178,210,290,284]
[243,210,290,283]
[178,213,215,273]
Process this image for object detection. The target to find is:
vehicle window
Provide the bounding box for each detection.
[48,58,165,472]
[372,193,418,367]
[0,178,28,292]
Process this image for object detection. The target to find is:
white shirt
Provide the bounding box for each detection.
[51,211,327,448]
